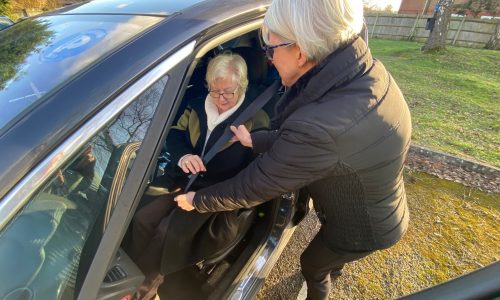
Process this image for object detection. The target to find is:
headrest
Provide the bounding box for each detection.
[231,47,268,85]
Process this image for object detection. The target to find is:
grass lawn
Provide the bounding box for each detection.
[369,39,500,166]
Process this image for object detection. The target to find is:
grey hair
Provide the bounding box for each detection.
[263,0,364,62]
[205,52,248,93]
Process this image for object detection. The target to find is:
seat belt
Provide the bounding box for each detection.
[184,80,281,192]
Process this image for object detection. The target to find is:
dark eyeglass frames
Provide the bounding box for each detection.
[261,42,295,60]
[208,90,237,100]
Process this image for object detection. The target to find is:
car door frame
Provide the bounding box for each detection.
[76,41,196,299]
[77,12,277,299]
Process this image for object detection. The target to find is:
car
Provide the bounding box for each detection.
[0,0,311,299]
[0,15,13,30]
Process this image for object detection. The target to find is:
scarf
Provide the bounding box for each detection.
[204,93,245,132]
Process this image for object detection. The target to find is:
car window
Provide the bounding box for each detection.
[0,75,168,300]
[0,14,163,132]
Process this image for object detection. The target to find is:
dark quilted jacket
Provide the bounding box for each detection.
[193,37,412,252]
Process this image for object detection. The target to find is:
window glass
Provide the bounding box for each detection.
[0,75,168,300]
[0,14,163,131]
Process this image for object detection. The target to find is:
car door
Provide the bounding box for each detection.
[0,41,195,300]
[71,42,196,299]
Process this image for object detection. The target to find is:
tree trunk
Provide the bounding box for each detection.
[485,21,499,50]
[422,0,455,52]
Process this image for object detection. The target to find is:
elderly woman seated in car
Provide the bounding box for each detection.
[126,52,270,299]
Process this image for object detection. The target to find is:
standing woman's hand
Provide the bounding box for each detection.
[175,192,195,211]
[230,125,253,148]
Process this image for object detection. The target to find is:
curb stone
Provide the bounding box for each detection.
[407,144,499,193]
[409,144,500,176]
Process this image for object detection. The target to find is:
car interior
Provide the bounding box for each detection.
[122,29,288,299]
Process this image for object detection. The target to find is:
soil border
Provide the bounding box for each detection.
[407,144,499,194]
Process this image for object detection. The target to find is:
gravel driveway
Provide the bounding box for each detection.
[256,211,320,300]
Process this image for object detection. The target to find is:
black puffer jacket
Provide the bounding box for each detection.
[193,37,412,252]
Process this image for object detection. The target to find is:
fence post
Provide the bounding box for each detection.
[486,20,499,49]
[452,17,466,45]
[409,14,421,40]
[371,13,379,38]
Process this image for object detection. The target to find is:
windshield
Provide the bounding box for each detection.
[0,14,163,132]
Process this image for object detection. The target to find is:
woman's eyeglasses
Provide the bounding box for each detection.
[208,90,237,100]
[261,42,295,60]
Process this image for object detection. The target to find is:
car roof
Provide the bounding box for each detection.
[55,0,206,16]
[0,0,270,200]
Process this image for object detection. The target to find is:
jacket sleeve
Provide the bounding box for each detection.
[193,120,338,212]
[248,110,273,154]
[251,130,278,154]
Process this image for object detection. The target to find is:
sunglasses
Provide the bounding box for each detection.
[261,42,295,60]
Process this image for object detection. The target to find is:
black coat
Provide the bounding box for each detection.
[193,37,412,252]
[159,93,269,274]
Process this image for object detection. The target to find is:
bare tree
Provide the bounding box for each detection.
[362,0,378,13]
[0,0,9,15]
[422,0,455,52]
[486,20,500,50]
[455,0,499,17]
[8,0,61,12]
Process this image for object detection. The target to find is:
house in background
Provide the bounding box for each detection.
[398,0,498,17]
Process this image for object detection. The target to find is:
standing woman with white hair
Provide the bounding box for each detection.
[176,1,412,299]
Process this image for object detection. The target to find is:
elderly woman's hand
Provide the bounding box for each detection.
[230,125,253,148]
[179,154,206,174]
[175,192,195,211]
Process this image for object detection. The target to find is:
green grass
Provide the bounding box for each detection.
[369,39,500,166]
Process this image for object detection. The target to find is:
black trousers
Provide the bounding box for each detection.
[300,231,373,300]
[128,194,177,300]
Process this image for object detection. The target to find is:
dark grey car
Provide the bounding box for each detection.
[0,0,313,299]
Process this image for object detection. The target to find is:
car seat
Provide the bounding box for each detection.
[184,47,271,272]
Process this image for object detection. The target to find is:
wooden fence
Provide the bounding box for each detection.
[366,13,499,49]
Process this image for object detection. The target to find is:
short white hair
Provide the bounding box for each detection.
[263,0,364,62]
[205,53,248,93]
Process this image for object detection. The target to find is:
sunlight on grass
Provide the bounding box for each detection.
[370,39,500,166]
